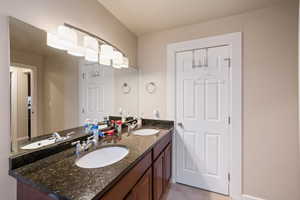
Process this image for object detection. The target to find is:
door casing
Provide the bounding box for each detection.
[166,32,242,200]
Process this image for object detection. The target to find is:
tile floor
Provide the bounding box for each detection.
[162,183,230,200]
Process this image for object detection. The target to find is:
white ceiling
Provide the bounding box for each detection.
[98,0,285,35]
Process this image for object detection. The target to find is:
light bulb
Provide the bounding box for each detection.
[113,50,123,68]
[100,44,114,60]
[120,57,129,68]
[47,32,67,50]
[57,25,77,50]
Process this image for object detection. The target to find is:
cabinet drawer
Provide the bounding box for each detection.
[100,151,152,200]
[153,132,172,160]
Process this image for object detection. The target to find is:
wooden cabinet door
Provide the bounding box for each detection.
[132,167,152,200]
[164,144,172,188]
[153,153,164,200]
[124,191,136,200]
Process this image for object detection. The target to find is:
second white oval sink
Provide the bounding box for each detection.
[21,138,55,150]
[133,129,160,136]
[76,146,129,169]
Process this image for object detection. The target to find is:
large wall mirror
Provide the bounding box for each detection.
[9,17,139,154]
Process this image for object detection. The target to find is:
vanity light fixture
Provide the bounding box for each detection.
[47,24,131,68]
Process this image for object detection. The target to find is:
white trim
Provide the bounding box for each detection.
[243,195,266,200]
[166,32,242,199]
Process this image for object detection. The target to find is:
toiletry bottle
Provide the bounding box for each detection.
[116,120,122,135]
[98,129,105,138]
[103,116,109,126]
[92,123,98,136]
[93,130,99,145]
[84,119,91,134]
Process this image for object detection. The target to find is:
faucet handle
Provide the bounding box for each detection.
[87,136,94,141]
[67,131,75,137]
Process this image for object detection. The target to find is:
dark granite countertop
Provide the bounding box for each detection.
[10,123,173,200]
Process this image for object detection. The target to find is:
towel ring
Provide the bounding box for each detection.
[146,82,157,94]
[122,83,131,94]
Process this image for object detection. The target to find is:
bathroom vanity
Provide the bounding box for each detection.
[10,120,174,200]
[8,17,173,200]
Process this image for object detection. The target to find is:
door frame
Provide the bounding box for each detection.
[166,32,242,200]
[10,63,38,139]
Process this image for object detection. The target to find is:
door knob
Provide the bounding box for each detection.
[177,122,184,129]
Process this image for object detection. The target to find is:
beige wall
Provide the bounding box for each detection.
[43,54,79,134]
[0,0,137,199]
[114,68,139,116]
[138,1,300,199]
[11,49,80,136]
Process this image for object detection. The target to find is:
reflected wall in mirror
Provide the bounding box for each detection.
[9,17,139,154]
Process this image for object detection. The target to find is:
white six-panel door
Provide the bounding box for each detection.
[176,45,230,195]
[79,62,114,125]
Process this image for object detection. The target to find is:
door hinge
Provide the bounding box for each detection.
[228,116,231,125]
[228,173,231,182]
[224,58,231,68]
[81,108,85,113]
[82,72,86,80]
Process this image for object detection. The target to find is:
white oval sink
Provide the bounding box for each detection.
[76,146,129,169]
[133,129,160,136]
[21,138,56,150]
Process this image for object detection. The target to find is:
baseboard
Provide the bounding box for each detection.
[242,194,266,200]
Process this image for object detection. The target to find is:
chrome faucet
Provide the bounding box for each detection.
[52,132,62,142]
[127,121,138,135]
[72,135,100,157]
[84,136,98,151]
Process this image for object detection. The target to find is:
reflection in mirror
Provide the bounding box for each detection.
[9,17,139,154]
